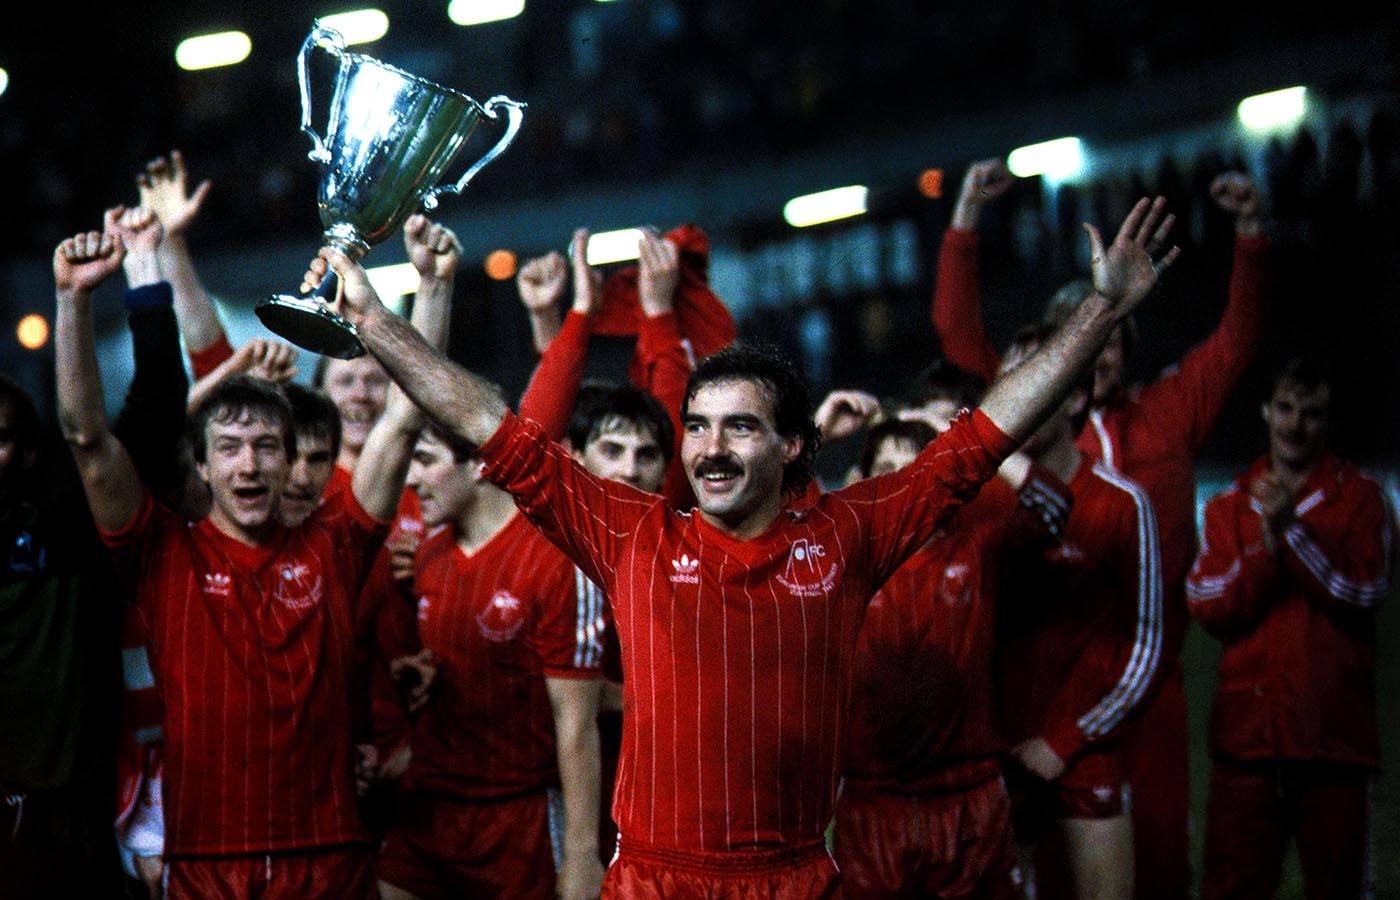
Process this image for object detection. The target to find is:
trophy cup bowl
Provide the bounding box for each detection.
[257,22,525,358]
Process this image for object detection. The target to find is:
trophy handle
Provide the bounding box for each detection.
[298,22,346,165]
[423,96,526,210]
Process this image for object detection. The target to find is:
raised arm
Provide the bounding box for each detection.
[635,231,697,504]
[516,245,569,354]
[978,197,1179,443]
[931,159,1015,382]
[54,230,145,533]
[185,339,299,416]
[518,230,598,437]
[137,151,227,371]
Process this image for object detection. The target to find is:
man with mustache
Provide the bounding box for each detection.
[53,228,420,899]
[1187,357,1390,900]
[301,197,1177,897]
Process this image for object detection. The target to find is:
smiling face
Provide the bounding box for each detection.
[322,356,390,458]
[407,431,477,528]
[198,410,290,543]
[280,429,336,527]
[1263,378,1330,472]
[573,416,667,493]
[681,378,801,536]
[1091,325,1127,405]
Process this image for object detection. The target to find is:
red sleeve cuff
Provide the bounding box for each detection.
[942,227,980,248]
[637,311,683,357]
[969,409,1017,462]
[542,667,604,681]
[99,492,155,545]
[1042,723,1086,765]
[559,310,593,343]
[478,411,527,469]
[188,333,235,381]
[1235,233,1270,254]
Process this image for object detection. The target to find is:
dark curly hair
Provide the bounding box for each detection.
[683,343,820,495]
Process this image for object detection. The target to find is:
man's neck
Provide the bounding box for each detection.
[1036,435,1082,483]
[337,447,360,472]
[208,508,276,547]
[1268,453,1322,493]
[456,485,517,553]
[698,498,783,541]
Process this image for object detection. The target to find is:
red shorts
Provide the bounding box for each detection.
[833,776,1020,900]
[166,845,375,900]
[1008,746,1127,841]
[604,840,841,899]
[376,790,555,900]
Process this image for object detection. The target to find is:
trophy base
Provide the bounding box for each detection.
[256,294,366,359]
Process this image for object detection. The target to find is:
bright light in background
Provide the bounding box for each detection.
[176,31,252,71]
[318,9,389,45]
[1237,86,1307,132]
[585,229,644,265]
[783,185,869,228]
[0,68,9,98]
[365,262,420,303]
[1007,137,1084,180]
[918,168,944,199]
[484,250,518,281]
[448,0,525,26]
[17,314,49,350]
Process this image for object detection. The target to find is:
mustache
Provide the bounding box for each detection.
[696,457,743,478]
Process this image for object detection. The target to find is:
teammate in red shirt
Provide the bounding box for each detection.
[372,423,607,900]
[992,326,1163,900]
[53,229,420,900]
[933,161,1269,900]
[303,195,1177,897]
[1187,358,1391,900]
[834,407,1072,900]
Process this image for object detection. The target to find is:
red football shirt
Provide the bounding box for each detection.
[843,466,1070,793]
[100,492,388,856]
[997,459,1164,763]
[478,409,1013,853]
[405,513,605,801]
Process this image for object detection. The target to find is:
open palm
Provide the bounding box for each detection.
[1085,196,1180,316]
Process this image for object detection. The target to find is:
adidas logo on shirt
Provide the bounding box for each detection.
[202,572,233,597]
[669,554,700,585]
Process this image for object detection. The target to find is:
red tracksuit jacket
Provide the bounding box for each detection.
[1186,454,1392,769]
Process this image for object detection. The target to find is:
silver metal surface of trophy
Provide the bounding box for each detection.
[257,22,525,358]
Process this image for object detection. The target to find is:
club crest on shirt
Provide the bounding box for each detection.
[669,553,700,585]
[477,590,526,642]
[776,538,839,599]
[272,561,322,610]
[939,562,974,607]
[202,571,233,598]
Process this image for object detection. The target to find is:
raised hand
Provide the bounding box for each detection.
[951,158,1016,230]
[104,205,163,254]
[1210,172,1262,236]
[516,251,568,313]
[1249,471,1297,548]
[814,390,883,443]
[136,150,211,235]
[637,231,681,317]
[242,339,299,383]
[301,248,386,329]
[1083,196,1180,316]
[54,231,125,295]
[569,228,603,316]
[403,214,462,281]
[386,527,421,591]
[1012,737,1067,782]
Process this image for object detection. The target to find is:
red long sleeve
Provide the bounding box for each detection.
[930,228,1000,383]
[518,311,592,440]
[187,331,234,381]
[635,311,695,508]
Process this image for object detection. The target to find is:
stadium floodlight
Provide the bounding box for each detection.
[0,68,9,98]
[318,9,390,45]
[365,262,420,301]
[448,0,525,26]
[175,31,253,71]
[783,185,869,228]
[17,314,49,350]
[1237,86,1307,132]
[1006,137,1084,180]
[585,229,644,266]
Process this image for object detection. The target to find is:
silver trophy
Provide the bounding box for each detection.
[257,22,525,358]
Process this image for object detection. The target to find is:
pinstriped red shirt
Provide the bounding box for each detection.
[479,409,1013,854]
[99,491,388,856]
[404,513,606,801]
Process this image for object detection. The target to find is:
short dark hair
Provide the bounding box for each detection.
[904,359,985,411]
[859,419,937,478]
[189,376,296,464]
[282,383,341,460]
[1270,355,1332,398]
[567,382,675,464]
[1007,322,1093,433]
[683,343,819,494]
[0,375,41,456]
[424,421,480,464]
